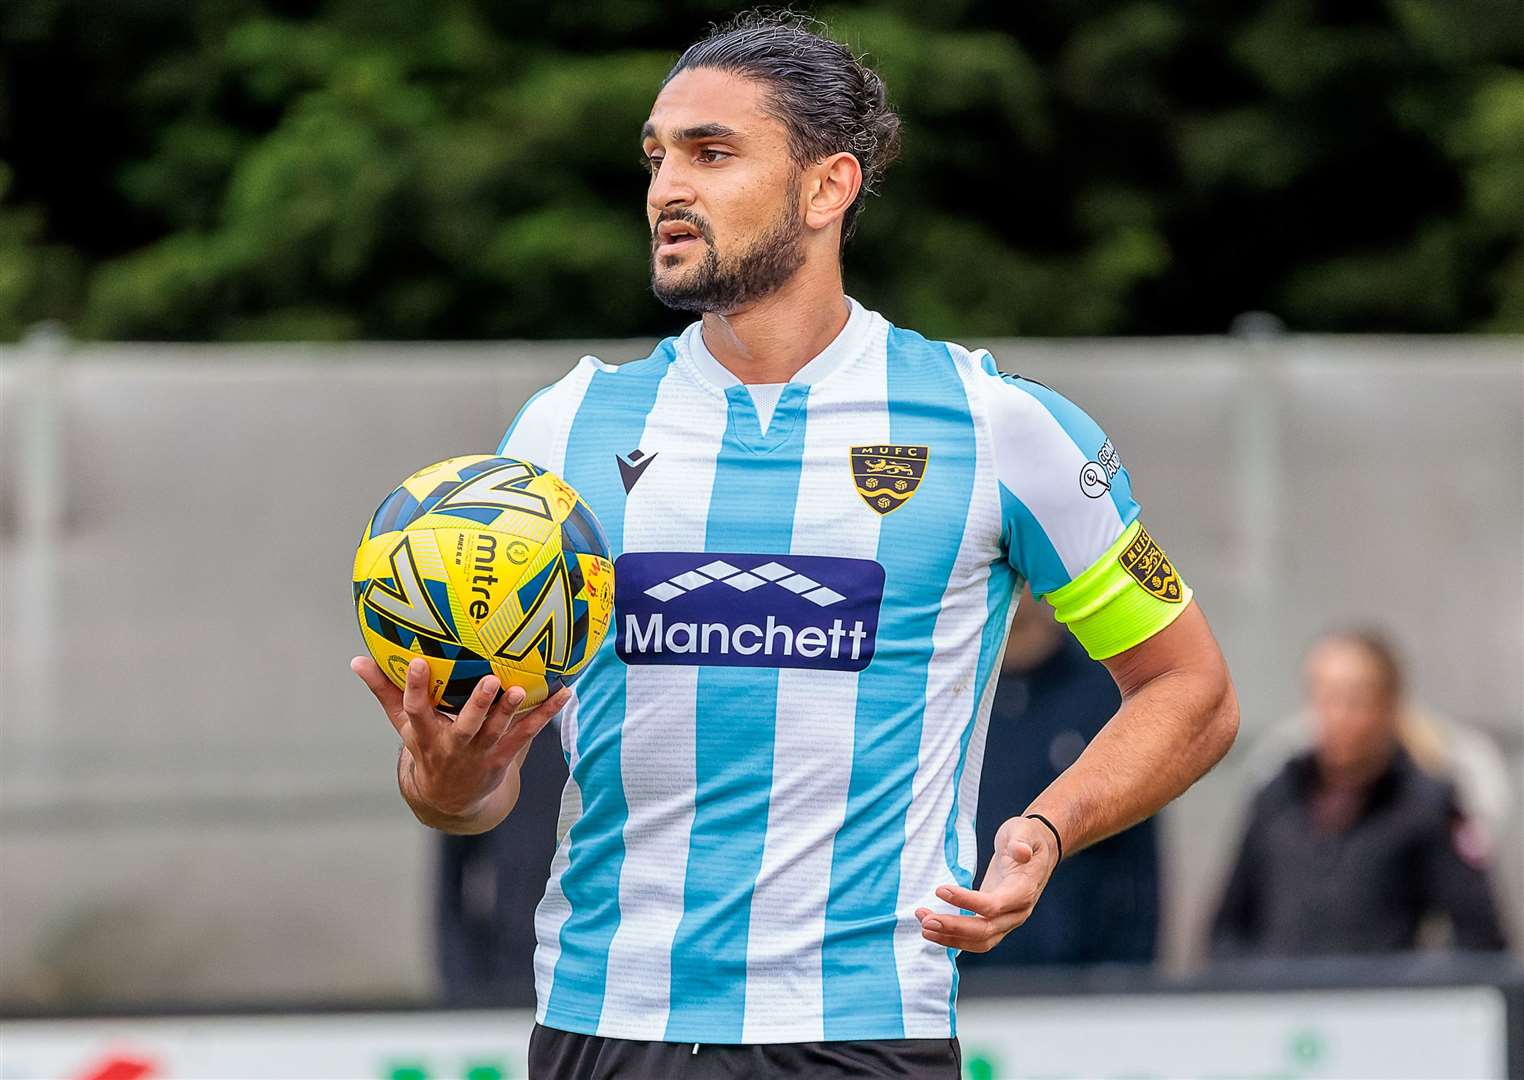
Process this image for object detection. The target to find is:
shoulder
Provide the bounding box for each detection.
[878,328,1011,393]
[1264,753,1311,802]
[880,328,1097,438]
[966,350,1115,455]
[538,337,682,403]
[1392,753,1463,821]
[940,339,1135,525]
[606,335,682,379]
[1244,754,1311,822]
[498,339,680,462]
[904,334,1116,467]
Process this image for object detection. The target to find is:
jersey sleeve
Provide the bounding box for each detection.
[495,359,597,470]
[977,359,1192,660]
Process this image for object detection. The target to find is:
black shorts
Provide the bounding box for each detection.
[528,1023,962,1079]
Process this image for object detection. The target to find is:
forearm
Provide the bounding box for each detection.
[1027,666,1238,855]
[397,746,522,835]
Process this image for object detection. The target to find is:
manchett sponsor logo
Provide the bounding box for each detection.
[615,552,885,671]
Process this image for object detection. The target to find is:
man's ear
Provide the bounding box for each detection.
[803,152,863,233]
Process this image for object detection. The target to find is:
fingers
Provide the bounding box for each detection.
[354,653,566,763]
[1007,838,1036,862]
[351,656,407,737]
[916,875,1040,952]
[932,883,1005,919]
[915,905,1027,953]
[476,683,529,745]
[401,657,440,738]
[487,686,570,764]
[449,674,502,740]
[995,816,1052,866]
[915,906,984,951]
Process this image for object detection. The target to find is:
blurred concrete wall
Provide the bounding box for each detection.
[1,334,1520,1006]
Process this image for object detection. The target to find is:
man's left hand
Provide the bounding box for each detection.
[915,814,1060,953]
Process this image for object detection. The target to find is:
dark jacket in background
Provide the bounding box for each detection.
[961,634,1159,969]
[436,725,569,1004]
[1211,747,1507,957]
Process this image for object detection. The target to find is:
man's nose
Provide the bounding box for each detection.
[647,158,696,215]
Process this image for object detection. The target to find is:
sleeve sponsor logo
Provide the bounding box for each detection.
[615,551,885,670]
[851,444,929,515]
[1118,525,1183,603]
[1080,438,1121,498]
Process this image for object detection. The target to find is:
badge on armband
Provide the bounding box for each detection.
[1118,525,1183,603]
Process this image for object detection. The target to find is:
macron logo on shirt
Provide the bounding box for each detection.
[617,448,657,493]
[615,551,885,671]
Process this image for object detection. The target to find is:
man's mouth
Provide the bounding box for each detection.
[655,219,704,257]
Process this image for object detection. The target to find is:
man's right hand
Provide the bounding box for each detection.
[351,655,570,822]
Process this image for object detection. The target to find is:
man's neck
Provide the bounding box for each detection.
[698,264,849,385]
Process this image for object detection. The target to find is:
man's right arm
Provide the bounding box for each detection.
[354,656,568,836]
[366,372,581,834]
[398,745,520,835]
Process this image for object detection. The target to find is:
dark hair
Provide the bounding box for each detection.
[664,9,902,241]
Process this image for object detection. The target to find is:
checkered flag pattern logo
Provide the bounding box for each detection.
[643,559,846,607]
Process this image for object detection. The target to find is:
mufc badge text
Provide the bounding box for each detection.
[850,444,928,515]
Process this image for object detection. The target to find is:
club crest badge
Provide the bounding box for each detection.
[1118,525,1184,603]
[851,444,928,515]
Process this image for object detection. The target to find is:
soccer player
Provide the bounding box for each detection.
[352,12,1238,1078]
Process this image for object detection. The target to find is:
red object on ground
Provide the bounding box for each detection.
[76,1054,159,1080]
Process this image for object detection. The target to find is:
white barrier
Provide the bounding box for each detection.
[0,986,1509,1079]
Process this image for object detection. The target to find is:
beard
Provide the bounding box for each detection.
[650,187,806,314]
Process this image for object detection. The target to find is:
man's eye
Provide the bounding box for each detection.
[696,149,730,164]
[642,154,663,173]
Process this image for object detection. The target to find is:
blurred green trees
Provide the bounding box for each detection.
[2,0,1521,340]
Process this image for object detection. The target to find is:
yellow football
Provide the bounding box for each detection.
[353,455,614,712]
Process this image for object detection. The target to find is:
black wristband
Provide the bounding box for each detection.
[1025,813,1063,863]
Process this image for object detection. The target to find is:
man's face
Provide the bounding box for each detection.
[1304,639,1399,775]
[641,68,806,313]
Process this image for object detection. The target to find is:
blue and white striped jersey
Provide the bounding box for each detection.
[498,298,1190,1043]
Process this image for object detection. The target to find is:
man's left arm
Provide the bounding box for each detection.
[917,601,1237,952]
[919,366,1238,952]
[1030,600,1237,858]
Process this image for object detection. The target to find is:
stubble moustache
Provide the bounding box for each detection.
[650,187,806,314]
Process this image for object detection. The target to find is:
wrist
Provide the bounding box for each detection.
[397,748,490,825]
[1023,811,1065,864]
[399,748,522,835]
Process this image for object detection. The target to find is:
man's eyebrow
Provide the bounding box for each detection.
[640,121,742,144]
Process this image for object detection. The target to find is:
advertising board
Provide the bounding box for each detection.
[0,986,1506,1079]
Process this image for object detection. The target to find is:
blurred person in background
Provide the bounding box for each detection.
[1211,630,1507,957]
[1238,636,1514,858]
[961,588,1158,970]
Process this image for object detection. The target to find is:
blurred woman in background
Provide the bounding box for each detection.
[1211,630,1508,957]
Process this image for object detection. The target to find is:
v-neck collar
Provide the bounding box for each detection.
[679,296,870,397]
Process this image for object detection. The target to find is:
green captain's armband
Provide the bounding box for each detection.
[1043,521,1192,660]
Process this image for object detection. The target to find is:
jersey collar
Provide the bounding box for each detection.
[679,296,871,393]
